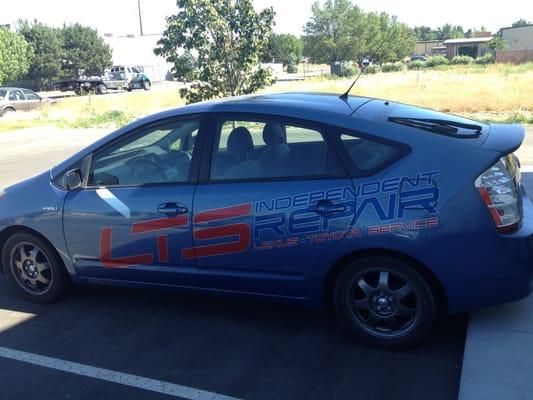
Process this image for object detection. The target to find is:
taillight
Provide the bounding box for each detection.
[475,156,522,233]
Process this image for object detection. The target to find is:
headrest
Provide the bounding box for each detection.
[262,123,286,146]
[227,127,254,161]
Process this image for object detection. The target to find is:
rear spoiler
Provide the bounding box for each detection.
[483,124,525,154]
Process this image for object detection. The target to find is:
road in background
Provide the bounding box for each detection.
[0,127,108,188]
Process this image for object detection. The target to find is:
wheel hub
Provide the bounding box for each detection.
[370,291,396,316]
[23,260,38,279]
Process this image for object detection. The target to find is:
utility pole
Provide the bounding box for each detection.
[137,0,144,36]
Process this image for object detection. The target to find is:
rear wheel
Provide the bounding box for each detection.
[2,233,69,303]
[333,256,437,350]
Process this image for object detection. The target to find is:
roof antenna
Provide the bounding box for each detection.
[339,25,394,101]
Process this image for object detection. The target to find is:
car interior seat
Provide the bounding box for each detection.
[258,123,290,177]
[223,127,260,179]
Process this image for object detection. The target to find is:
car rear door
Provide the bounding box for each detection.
[8,89,26,111]
[190,114,356,298]
[62,116,206,287]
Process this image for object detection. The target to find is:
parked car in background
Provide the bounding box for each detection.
[0,87,50,117]
[410,55,427,62]
[0,93,531,350]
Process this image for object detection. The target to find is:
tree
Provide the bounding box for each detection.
[18,21,63,89]
[155,0,275,104]
[303,0,365,64]
[262,33,303,68]
[362,13,415,63]
[413,24,467,41]
[488,36,507,52]
[0,28,32,84]
[413,26,436,41]
[512,19,531,27]
[303,1,415,70]
[61,24,112,77]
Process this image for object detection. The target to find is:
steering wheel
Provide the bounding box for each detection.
[130,156,167,183]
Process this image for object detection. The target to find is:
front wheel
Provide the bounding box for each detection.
[2,107,15,117]
[2,233,69,303]
[142,79,151,90]
[333,256,437,350]
[96,84,107,95]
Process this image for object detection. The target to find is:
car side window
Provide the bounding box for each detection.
[210,117,344,180]
[339,132,404,174]
[9,90,24,101]
[88,119,201,187]
[22,90,40,100]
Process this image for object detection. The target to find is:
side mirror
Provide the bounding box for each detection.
[65,169,82,190]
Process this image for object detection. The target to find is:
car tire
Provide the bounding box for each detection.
[2,107,15,117]
[96,84,107,95]
[2,233,69,303]
[333,256,437,350]
[143,80,151,90]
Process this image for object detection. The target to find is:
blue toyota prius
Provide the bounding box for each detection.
[0,93,531,349]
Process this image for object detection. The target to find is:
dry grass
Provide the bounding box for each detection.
[0,63,532,132]
[44,82,185,122]
[266,63,533,117]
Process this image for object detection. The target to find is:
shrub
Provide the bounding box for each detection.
[363,64,381,74]
[382,62,405,72]
[343,64,360,77]
[474,54,495,65]
[425,56,449,68]
[452,55,474,65]
[408,60,426,70]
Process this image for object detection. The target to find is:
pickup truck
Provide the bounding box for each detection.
[55,65,151,95]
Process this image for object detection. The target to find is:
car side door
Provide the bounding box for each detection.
[62,116,206,287]
[8,89,26,111]
[21,89,42,110]
[190,113,356,298]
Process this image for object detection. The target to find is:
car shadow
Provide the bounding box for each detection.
[0,277,466,400]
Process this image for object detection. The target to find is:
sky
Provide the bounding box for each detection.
[1,0,531,36]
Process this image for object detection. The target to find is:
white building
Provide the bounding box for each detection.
[103,33,174,82]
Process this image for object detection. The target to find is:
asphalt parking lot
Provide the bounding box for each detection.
[0,128,531,400]
[0,283,466,400]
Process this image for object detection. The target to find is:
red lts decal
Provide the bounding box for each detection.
[100,227,153,268]
[182,203,252,259]
[131,215,188,234]
[100,215,188,268]
[157,235,169,263]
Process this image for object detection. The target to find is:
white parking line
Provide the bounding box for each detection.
[0,346,240,400]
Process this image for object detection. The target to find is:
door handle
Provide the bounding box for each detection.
[157,202,188,215]
[308,200,346,216]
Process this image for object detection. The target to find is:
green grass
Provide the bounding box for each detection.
[503,113,533,124]
[58,110,136,129]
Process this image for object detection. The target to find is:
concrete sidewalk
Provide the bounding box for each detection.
[459,169,533,400]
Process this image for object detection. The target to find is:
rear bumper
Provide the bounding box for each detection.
[447,188,533,313]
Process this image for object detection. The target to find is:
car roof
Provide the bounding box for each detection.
[0,87,34,91]
[145,92,376,124]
